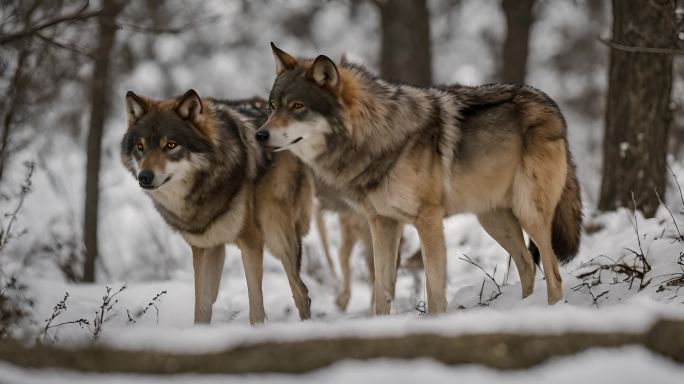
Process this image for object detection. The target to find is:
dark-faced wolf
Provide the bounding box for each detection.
[121,90,313,324]
[256,43,582,315]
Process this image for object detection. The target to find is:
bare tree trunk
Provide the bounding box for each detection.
[377,0,432,86]
[598,0,675,218]
[0,48,29,182]
[83,0,125,282]
[500,0,535,84]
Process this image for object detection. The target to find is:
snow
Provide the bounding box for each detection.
[1,347,683,383]
[14,205,684,354]
[1,0,683,379]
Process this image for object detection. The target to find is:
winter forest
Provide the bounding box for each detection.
[1,0,684,382]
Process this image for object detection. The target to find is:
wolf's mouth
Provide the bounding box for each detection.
[271,137,303,152]
[140,176,172,190]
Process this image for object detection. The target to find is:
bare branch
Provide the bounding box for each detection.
[598,37,684,55]
[34,33,94,59]
[113,14,221,35]
[0,2,100,45]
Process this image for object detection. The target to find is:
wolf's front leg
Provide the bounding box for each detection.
[367,214,402,315]
[415,205,448,314]
[192,245,226,324]
[237,231,267,324]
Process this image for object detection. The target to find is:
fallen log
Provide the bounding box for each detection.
[0,318,682,374]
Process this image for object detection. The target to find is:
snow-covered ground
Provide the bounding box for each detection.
[9,204,684,349]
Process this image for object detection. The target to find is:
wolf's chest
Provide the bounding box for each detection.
[149,183,248,248]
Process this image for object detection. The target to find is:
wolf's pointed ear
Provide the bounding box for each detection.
[175,89,204,125]
[271,42,297,75]
[306,55,340,89]
[125,91,148,125]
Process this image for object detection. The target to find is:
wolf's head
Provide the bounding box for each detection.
[120,89,214,191]
[255,43,346,161]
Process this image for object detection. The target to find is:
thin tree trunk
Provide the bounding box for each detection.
[598,0,675,218]
[0,48,29,182]
[83,0,125,282]
[500,0,535,84]
[377,0,432,86]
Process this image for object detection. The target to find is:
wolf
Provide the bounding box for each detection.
[256,43,583,315]
[121,89,313,324]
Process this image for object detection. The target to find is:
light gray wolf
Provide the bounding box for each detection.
[121,90,313,324]
[256,43,582,315]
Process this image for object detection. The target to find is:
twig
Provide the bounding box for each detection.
[91,285,126,339]
[113,15,221,35]
[654,187,683,241]
[667,164,684,209]
[571,282,607,309]
[598,37,684,56]
[459,255,502,305]
[0,162,34,252]
[503,255,512,286]
[34,33,94,59]
[137,290,167,324]
[0,2,100,45]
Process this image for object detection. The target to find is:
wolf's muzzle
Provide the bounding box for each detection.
[138,169,155,188]
[255,129,270,142]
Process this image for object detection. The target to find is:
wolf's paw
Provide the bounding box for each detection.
[297,297,312,320]
[547,291,564,305]
[336,292,350,311]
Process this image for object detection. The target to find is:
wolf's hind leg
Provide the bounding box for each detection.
[414,205,448,314]
[315,205,337,281]
[237,229,266,324]
[267,230,312,320]
[520,219,563,304]
[335,212,357,311]
[367,214,402,315]
[192,245,225,324]
[477,209,535,298]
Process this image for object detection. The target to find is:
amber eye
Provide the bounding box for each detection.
[291,102,303,110]
[166,142,177,150]
[136,143,144,151]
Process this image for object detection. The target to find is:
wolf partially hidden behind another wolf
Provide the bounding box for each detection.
[120,90,313,324]
[256,43,583,315]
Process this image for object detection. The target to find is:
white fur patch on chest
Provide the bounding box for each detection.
[180,187,248,248]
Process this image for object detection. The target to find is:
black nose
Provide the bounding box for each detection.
[255,130,270,142]
[138,170,154,186]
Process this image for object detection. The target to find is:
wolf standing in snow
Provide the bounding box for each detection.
[121,90,313,324]
[256,43,582,315]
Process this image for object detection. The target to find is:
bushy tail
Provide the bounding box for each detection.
[529,157,583,265]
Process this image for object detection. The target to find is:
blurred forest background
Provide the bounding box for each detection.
[0,0,682,294]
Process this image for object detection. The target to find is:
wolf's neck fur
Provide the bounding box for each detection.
[308,64,466,200]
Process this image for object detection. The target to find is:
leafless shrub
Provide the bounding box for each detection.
[91,286,126,339]
[0,162,35,338]
[571,281,609,309]
[0,276,33,339]
[39,285,126,343]
[127,290,167,325]
[459,254,502,306]
[40,292,89,343]
[655,252,684,300]
[0,162,34,251]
